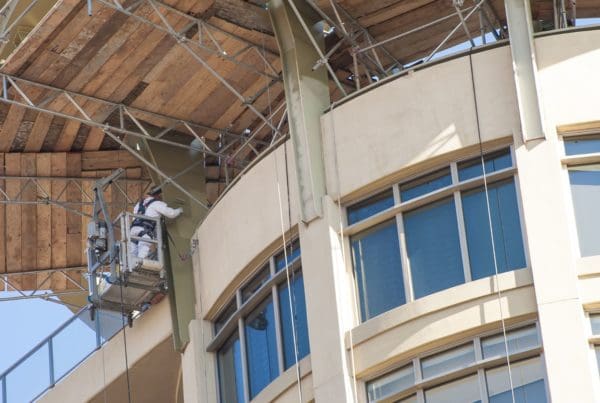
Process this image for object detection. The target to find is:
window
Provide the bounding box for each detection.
[365,325,545,403]
[462,180,526,280]
[404,197,464,298]
[278,272,310,369]
[351,220,405,321]
[564,135,600,156]
[212,240,310,402]
[217,334,244,403]
[425,374,481,403]
[421,344,476,379]
[563,135,600,257]
[486,358,547,403]
[567,165,600,256]
[589,314,600,377]
[348,190,394,225]
[367,364,414,401]
[347,148,526,321]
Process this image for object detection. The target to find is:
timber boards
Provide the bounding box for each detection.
[0,151,144,293]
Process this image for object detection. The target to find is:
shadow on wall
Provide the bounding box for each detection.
[417,124,459,162]
[535,28,600,69]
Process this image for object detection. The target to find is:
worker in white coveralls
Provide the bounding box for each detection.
[130,187,182,264]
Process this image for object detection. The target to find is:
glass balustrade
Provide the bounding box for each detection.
[0,306,125,403]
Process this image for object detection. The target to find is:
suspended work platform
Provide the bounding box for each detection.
[86,169,169,325]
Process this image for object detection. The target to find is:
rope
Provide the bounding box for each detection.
[264,29,304,401]
[468,50,516,402]
[273,141,304,402]
[117,228,133,403]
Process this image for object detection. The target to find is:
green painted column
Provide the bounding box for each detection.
[269,0,330,223]
[133,138,206,351]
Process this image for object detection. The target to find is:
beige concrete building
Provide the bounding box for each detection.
[1,0,600,403]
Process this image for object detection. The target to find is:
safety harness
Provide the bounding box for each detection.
[131,198,159,242]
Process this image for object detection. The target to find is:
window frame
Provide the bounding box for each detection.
[344,145,529,321]
[208,240,306,402]
[560,132,600,258]
[364,322,544,403]
[586,311,600,382]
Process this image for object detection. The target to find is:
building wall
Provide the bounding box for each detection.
[184,28,600,403]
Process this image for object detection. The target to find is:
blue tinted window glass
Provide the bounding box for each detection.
[568,167,600,256]
[276,240,301,271]
[245,297,279,398]
[458,149,512,181]
[242,265,270,302]
[400,169,452,202]
[404,198,464,299]
[218,334,245,403]
[351,220,405,321]
[564,137,600,156]
[489,379,546,403]
[348,190,394,225]
[278,272,310,369]
[462,179,526,280]
[215,299,237,333]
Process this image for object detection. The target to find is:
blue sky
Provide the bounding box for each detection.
[0,293,77,374]
[0,293,101,402]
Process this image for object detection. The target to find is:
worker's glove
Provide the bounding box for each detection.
[176,207,183,216]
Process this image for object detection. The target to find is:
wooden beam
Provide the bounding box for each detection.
[206,0,273,35]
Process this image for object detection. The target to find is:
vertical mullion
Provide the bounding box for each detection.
[48,339,55,387]
[269,257,284,374]
[394,185,414,303]
[1,376,6,403]
[510,145,531,268]
[236,289,250,402]
[95,309,102,348]
[238,317,250,403]
[451,162,472,283]
[513,173,531,269]
[477,368,490,403]
[414,357,425,403]
[474,337,490,403]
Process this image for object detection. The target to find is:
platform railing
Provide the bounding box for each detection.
[0,305,124,403]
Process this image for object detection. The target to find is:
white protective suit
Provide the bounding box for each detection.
[130,196,182,260]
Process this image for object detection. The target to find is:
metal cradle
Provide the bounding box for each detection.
[86,169,168,326]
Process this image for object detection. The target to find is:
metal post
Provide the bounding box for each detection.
[95,303,102,347]
[269,0,330,222]
[48,339,55,386]
[505,0,546,141]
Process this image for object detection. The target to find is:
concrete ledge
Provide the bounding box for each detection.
[348,269,536,377]
[38,300,173,403]
[253,356,313,403]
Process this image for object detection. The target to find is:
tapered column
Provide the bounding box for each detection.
[269,0,330,223]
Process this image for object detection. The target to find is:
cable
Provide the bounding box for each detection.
[118,262,133,403]
[264,28,304,401]
[468,50,516,403]
[273,142,304,402]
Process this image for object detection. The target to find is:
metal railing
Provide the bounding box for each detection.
[0,305,125,403]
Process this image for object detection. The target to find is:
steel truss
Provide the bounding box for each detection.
[0,0,40,56]
[0,73,264,164]
[0,175,150,217]
[93,0,285,142]
[0,266,88,302]
[0,73,280,209]
[299,0,508,91]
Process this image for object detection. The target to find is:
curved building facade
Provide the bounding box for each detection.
[182,27,600,403]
